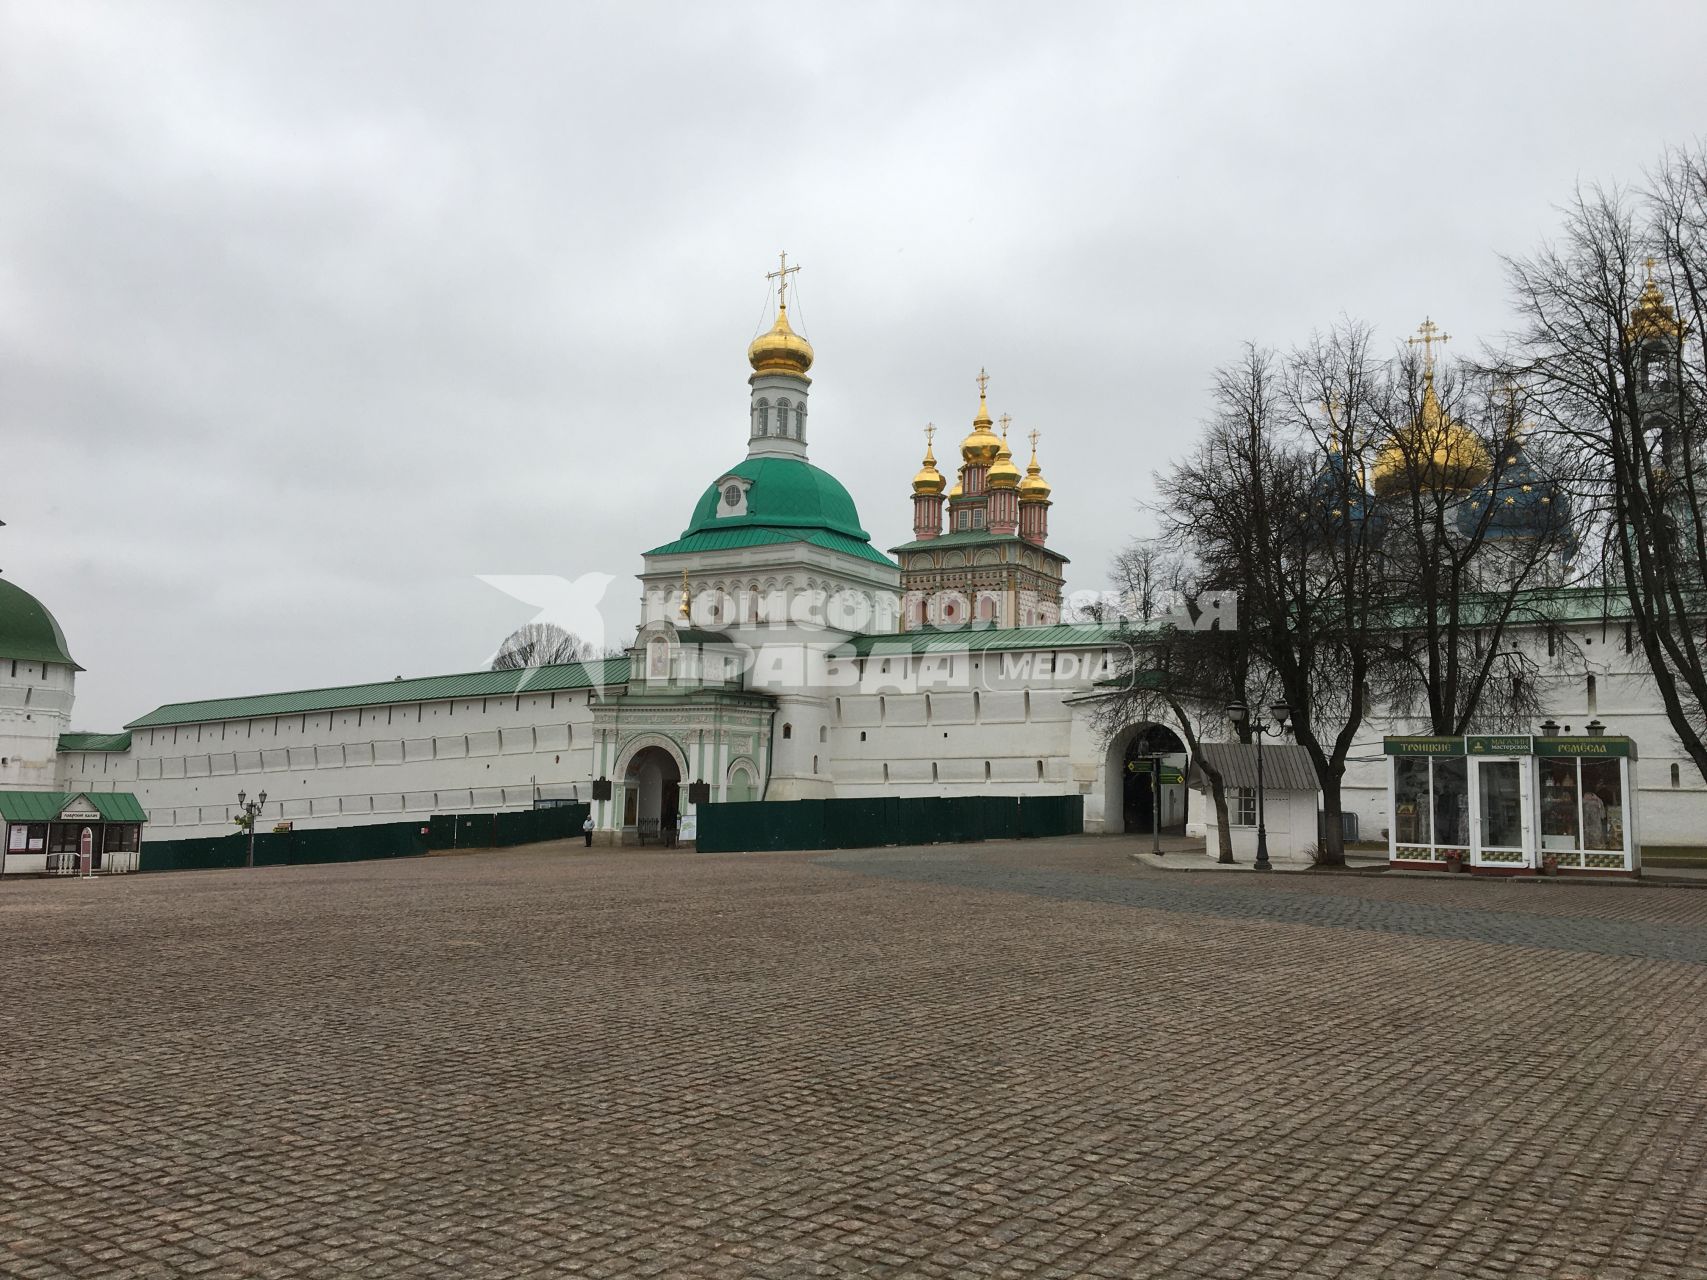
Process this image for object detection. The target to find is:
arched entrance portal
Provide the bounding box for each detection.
[1116,724,1189,836]
[624,745,682,841]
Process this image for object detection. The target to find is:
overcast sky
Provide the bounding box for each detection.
[4,1,1706,729]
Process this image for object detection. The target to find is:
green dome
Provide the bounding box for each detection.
[0,576,79,669]
[683,457,871,541]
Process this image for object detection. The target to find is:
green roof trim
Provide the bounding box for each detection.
[645,526,896,567]
[58,732,133,753]
[0,791,147,823]
[888,529,1071,563]
[847,622,1130,655]
[126,656,633,730]
[0,576,81,669]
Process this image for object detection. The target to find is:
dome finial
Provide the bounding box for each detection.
[1408,316,1451,376]
[748,252,815,377]
[1629,256,1685,341]
[1019,428,1052,502]
[988,414,1021,489]
[960,367,1002,464]
[767,249,800,311]
[912,423,946,495]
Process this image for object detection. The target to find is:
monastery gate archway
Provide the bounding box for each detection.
[1105,723,1189,836]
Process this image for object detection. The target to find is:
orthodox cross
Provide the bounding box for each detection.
[976,367,990,397]
[1028,428,1041,452]
[1645,255,1660,281]
[767,251,800,309]
[998,413,1012,438]
[923,423,936,452]
[1408,317,1451,372]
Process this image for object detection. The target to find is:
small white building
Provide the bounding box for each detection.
[1190,743,1323,866]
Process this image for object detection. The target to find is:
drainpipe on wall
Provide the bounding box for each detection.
[759,706,777,802]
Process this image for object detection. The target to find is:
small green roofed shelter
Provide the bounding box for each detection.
[0,576,81,669]
[0,791,147,876]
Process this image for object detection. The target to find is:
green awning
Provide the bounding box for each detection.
[0,791,147,823]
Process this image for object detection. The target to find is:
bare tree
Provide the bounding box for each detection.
[490,623,605,670]
[1506,151,1707,780]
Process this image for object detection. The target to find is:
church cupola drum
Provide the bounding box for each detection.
[746,251,815,461]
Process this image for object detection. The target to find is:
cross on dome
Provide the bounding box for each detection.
[1408,317,1451,373]
[767,251,800,309]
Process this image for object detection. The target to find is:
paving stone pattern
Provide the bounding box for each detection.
[3,837,1707,1279]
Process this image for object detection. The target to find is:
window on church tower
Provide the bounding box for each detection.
[724,484,740,507]
[971,509,985,528]
[756,399,769,435]
[795,405,805,438]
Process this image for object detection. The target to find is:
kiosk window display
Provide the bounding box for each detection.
[1385,734,1639,875]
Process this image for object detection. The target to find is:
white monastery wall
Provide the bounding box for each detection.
[122,690,603,838]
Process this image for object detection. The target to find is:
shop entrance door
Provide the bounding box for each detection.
[1472,758,1531,869]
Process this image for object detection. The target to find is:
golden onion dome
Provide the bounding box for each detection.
[947,478,964,499]
[960,376,1002,465]
[912,436,946,495]
[1372,372,1491,497]
[987,434,1021,489]
[1628,268,1684,342]
[747,305,815,378]
[1018,438,1052,502]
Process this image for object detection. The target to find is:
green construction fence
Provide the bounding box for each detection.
[139,803,590,873]
[693,793,1082,854]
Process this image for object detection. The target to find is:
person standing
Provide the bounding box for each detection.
[582,814,595,848]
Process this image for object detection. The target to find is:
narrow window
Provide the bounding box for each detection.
[782,723,792,740]
[1623,623,1633,654]
[984,760,992,780]
[860,731,867,742]
[882,762,889,783]
[1036,759,1044,780]
[819,725,827,743]
[1586,673,1597,713]
[795,405,805,439]
[812,755,819,773]
[931,761,938,782]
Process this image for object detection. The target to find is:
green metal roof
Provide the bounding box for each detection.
[847,623,1129,655]
[0,791,147,823]
[888,529,1071,562]
[58,732,133,753]
[645,526,896,567]
[0,576,81,669]
[126,656,632,729]
[683,457,870,540]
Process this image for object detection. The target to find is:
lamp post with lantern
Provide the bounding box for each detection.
[237,789,268,869]
[1225,701,1294,872]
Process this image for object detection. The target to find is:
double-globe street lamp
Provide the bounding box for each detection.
[1225,701,1294,872]
[236,789,268,869]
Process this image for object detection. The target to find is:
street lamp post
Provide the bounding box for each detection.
[237,789,268,869]
[1226,702,1293,872]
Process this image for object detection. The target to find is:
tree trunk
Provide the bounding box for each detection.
[1208,775,1234,863]
[1316,777,1347,867]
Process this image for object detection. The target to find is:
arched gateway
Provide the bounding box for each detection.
[1106,723,1189,836]
[621,743,684,841]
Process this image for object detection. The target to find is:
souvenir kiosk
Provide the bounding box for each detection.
[1384,733,1639,875]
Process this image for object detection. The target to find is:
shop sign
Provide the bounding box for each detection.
[1466,735,1533,755]
[1383,737,1465,756]
[1536,737,1632,758]
[59,804,101,821]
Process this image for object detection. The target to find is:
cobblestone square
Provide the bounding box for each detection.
[4,837,1707,1279]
